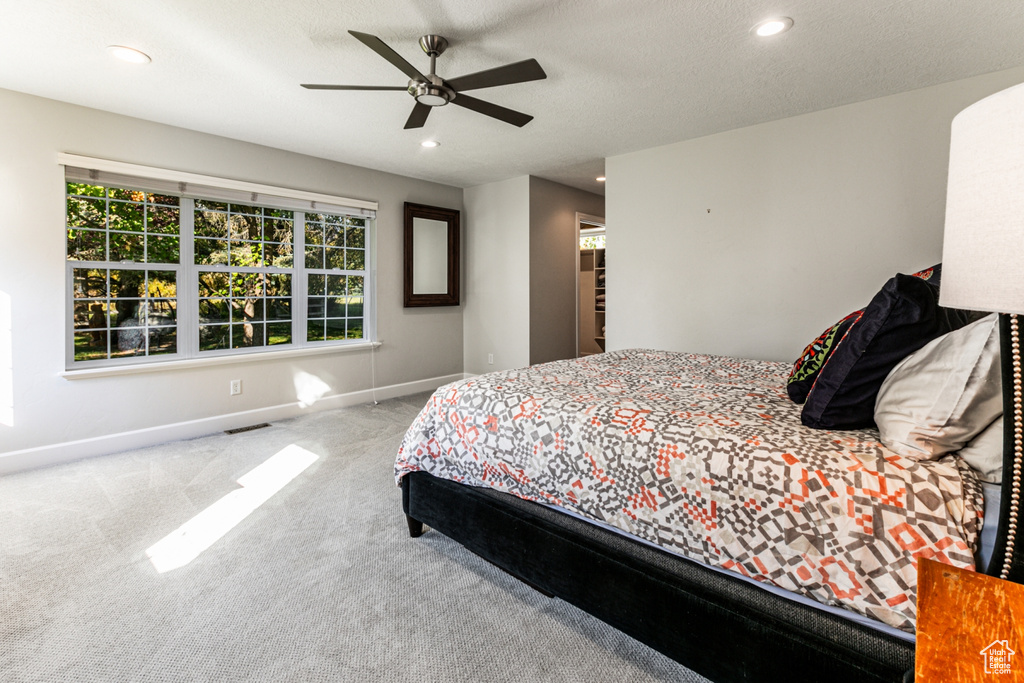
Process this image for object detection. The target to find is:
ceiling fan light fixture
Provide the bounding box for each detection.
[754,17,794,37]
[107,45,151,64]
[416,93,448,107]
[421,140,440,148]
[411,82,452,107]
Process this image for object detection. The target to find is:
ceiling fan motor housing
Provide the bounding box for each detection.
[418,35,448,57]
[409,75,455,107]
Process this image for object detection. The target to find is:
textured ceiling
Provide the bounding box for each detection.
[1,0,1023,195]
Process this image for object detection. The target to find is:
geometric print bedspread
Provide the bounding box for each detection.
[395,349,983,632]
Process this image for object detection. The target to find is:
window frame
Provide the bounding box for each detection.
[191,199,298,357]
[302,212,370,346]
[62,159,377,370]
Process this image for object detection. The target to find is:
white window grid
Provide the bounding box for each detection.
[65,186,375,369]
[303,212,368,344]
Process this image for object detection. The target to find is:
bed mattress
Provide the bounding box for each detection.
[395,349,984,632]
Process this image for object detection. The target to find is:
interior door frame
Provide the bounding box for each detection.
[575,212,606,357]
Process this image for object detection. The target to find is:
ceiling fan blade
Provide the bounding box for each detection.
[450,94,534,127]
[349,30,427,83]
[446,59,547,92]
[404,103,431,129]
[301,84,407,91]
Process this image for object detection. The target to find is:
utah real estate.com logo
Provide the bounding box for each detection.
[980,639,1015,675]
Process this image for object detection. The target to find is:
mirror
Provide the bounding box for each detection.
[412,217,448,294]
[404,202,460,307]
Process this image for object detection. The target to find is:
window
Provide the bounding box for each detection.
[304,213,366,343]
[579,231,606,251]
[63,158,376,368]
[68,184,181,362]
[194,200,295,352]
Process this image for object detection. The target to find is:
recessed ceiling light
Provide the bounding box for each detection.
[596,176,606,182]
[107,45,152,64]
[421,140,440,148]
[754,17,794,37]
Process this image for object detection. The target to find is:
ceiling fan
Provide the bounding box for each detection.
[302,31,547,130]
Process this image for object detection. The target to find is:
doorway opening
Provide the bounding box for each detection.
[576,213,606,357]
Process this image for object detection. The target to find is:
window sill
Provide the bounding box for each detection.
[62,341,382,380]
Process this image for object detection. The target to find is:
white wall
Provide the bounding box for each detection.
[528,177,604,365]
[463,176,530,375]
[0,88,464,469]
[607,66,1024,363]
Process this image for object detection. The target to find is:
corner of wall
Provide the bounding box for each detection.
[462,177,531,375]
[527,177,605,365]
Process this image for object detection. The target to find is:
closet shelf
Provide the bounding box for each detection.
[581,245,606,355]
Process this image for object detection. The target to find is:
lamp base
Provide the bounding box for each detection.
[989,314,1024,580]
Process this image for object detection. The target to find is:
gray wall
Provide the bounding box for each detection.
[463,176,531,375]
[528,177,604,365]
[0,88,463,459]
[606,66,1024,363]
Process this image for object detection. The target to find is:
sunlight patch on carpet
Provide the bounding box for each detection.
[146,444,319,573]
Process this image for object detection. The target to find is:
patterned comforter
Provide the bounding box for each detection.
[395,349,982,632]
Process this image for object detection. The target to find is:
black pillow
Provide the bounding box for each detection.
[801,270,968,430]
[786,265,941,406]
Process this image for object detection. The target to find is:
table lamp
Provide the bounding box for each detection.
[940,81,1024,581]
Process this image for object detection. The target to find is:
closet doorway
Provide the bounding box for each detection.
[576,213,606,357]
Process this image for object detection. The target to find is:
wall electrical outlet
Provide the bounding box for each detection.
[487,353,494,365]
[230,379,242,396]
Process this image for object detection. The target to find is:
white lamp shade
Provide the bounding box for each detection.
[940,81,1024,315]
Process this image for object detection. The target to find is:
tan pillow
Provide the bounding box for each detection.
[874,313,1001,459]
[958,416,1003,483]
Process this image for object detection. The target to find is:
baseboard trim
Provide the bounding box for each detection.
[0,373,464,476]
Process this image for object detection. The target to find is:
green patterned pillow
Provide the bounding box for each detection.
[787,310,862,404]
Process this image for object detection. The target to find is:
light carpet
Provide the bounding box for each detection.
[0,392,709,682]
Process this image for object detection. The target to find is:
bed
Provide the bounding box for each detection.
[394,313,1024,683]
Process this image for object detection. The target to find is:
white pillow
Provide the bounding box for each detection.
[958,416,1003,483]
[874,313,1002,459]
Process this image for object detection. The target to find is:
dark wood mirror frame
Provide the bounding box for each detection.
[404,202,460,307]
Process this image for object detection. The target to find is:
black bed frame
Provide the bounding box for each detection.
[401,314,1024,683]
